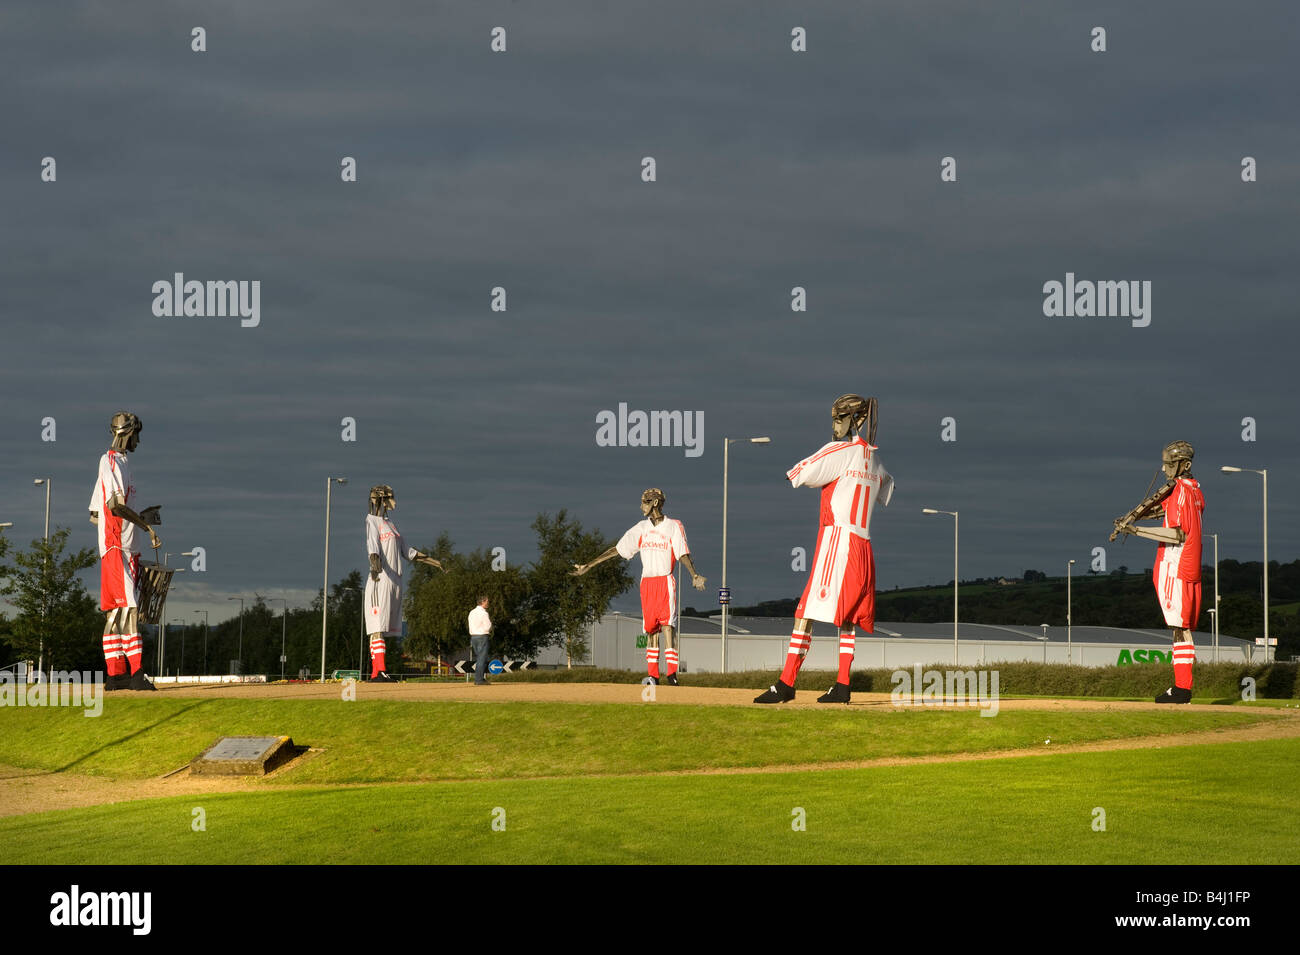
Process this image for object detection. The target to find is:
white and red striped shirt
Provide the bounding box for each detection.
[366,514,419,582]
[616,517,690,579]
[1157,477,1204,582]
[89,450,136,557]
[787,437,893,538]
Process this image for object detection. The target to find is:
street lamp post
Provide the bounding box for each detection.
[1067,558,1076,665]
[172,618,187,674]
[1211,532,1220,663]
[33,478,51,679]
[272,597,288,682]
[158,553,186,673]
[922,509,959,664]
[194,610,209,675]
[227,596,244,675]
[721,437,770,673]
[328,585,357,676]
[1221,467,1270,662]
[321,477,348,682]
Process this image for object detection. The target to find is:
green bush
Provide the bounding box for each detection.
[495,662,1299,699]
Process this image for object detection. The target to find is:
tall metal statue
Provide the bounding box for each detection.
[1111,441,1204,703]
[756,395,894,704]
[88,412,162,691]
[365,485,445,682]
[571,488,706,685]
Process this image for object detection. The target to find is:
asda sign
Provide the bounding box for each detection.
[1116,649,1171,665]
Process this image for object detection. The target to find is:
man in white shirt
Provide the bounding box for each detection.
[365,485,445,682]
[755,395,893,705]
[468,595,493,685]
[571,488,706,685]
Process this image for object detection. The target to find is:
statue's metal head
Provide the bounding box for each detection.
[640,487,666,520]
[369,484,396,515]
[830,394,878,443]
[109,411,142,452]
[1162,441,1194,479]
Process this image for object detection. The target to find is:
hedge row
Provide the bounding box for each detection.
[495,661,1300,699]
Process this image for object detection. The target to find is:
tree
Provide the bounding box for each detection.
[0,529,101,672]
[404,513,634,665]
[527,510,634,665]
[405,534,532,664]
[320,571,367,674]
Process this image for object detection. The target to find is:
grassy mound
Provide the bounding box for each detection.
[0,697,1281,784]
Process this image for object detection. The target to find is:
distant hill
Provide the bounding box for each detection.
[683,560,1300,658]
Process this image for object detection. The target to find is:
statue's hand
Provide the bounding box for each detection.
[570,563,587,577]
[692,574,707,591]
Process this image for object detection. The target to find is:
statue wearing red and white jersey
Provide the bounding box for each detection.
[572,488,706,685]
[756,395,893,704]
[1112,441,1204,703]
[88,412,162,691]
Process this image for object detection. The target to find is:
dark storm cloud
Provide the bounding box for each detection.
[1,1,1296,624]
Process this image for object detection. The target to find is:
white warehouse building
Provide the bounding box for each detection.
[535,613,1258,672]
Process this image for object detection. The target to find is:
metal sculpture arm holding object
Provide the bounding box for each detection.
[1111,442,1197,545]
[1110,477,1180,544]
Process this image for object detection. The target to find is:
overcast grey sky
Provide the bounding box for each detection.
[2,1,1297,625]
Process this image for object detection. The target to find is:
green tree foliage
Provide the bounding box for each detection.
[405,513,633,664]
[163,571,369,678]
[528,511,634,664]
[404,533,531,663]
[0,529,101,672]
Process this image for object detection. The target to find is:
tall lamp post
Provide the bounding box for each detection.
[268,596,288,682]
[158,553,186,672]
[194,610,209,675]
[1210,532,1220,662]
[1221,466,1269,662]
[321,477,348,682]
[922,509,959,664]
[328,585,357,676]
[1067,558,1076,665]
[33,478,51,679]
[227,596,244,675]
[172,618,187,674]
[721,437,770,673]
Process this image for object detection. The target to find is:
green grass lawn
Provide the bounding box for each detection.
[4,738,1297,864]
[0,698,1281,785]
